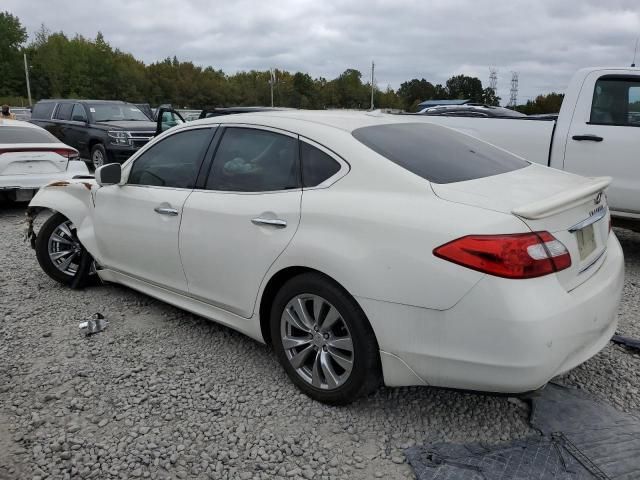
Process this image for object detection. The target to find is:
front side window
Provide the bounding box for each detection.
[71,104,87,122]
[128,128,212,188]
[55,103,73,121]
[590,76,640,126]
[352,123,528,184]
[206,128,299,192]
[300,142,341,187]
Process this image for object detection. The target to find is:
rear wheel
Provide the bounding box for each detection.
[35,213,84,285]
[270,273,381,405]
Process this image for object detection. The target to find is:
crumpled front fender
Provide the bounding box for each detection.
[27,180,100,259]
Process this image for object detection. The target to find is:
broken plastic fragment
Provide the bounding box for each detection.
[79,313,108,335]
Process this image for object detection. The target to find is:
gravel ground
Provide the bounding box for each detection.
[0,202,638,480]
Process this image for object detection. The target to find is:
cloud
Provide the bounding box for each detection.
[5,0,640,103]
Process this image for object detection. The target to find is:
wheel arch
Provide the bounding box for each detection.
[29,181,99,257]
[258,265,377,349]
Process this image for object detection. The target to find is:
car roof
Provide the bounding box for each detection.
[0,118,41,129]
[36,99,129,104]
[185,110,438,134]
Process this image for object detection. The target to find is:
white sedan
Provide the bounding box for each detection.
[28,111,624,404]
[0,119,89,202]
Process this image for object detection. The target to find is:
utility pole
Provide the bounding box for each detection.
[24,53,33,107]
[269,68,275,107]
[370,61,375,110]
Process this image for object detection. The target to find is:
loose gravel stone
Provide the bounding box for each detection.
[0,204,638,480]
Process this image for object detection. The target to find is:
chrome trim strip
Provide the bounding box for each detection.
[568,207,608,233]
[578,248,607,274]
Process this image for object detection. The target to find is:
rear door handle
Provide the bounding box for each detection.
[154,206,179,216]
[251,218,287,228]
[572,134,603,142]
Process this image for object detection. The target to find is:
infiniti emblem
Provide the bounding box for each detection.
[594,192,602,205]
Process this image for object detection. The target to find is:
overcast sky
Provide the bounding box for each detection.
[5,0,640,104]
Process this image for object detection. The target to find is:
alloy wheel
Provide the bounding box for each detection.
[92,149,104,169]
[280,294,354,390]
[47,220,82,277]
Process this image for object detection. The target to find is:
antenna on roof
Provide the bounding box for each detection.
[632,37,639,67]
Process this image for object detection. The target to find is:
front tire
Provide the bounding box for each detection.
[90,143,107,170]
[35,213,84,286]
[270,273,381,405]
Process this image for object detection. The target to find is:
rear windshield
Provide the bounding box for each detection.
[352,123,529,184]
[0,126,60,144]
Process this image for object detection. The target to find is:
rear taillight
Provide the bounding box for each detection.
[433,231,571,279]
[52,148,79,160]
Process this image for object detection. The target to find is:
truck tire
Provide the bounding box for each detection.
[90,143,107,170]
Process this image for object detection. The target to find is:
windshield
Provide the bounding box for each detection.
[89,104,150,122]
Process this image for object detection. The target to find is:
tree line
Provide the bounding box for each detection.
[1,12,562,113]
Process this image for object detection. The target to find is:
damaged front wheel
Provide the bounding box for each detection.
[35,212,93,287]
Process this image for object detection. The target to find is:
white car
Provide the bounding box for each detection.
[28,111,624,404]
[0,119,89,202]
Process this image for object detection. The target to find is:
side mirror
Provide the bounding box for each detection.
[155,107,185,136]
[95,163,122,186]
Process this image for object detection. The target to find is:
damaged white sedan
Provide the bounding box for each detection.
[28,111,624,404]
[1,119,89,202]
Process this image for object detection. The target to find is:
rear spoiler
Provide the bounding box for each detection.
[512,177,611,220]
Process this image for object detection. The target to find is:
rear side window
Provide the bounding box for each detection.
[590,76,640,126]
[54,103,73,121]
[206,128,299,192]
[0,126,59,144]
[352,123,528,184]
[128,128,212,188]
[300,142,341,187]
[31,102,55,120]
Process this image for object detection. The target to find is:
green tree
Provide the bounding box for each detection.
[0,12,28,97]
[515,92,564,114]
[445,74,484,102]
[397,79,435,111]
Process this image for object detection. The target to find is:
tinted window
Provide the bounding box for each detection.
[0,126,60,144]
[31,102,55,120]
[54,103,73,121]
[590,76,640,126]
[301,142,341,187]
[71,104,87,122]
[128,128,212,188]
[89,103,149,122]
[352,123,528,184]
[206,128,299,192]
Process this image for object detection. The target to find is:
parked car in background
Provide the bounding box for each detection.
[10,107,32,121]
[29,100,157,168]
[29,111,623,404]
[418,104,527,117]
[0,119,88,202]
[419,67,640,231]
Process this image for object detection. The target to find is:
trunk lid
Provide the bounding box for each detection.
[431,164,611,291]
[0,143,75,176]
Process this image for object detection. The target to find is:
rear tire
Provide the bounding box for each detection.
[270,272,381,405]
[35,213,84,286]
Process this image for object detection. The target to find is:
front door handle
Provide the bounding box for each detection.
[572,134,603,142]
[154,206,179,216]
[251,217,287,228]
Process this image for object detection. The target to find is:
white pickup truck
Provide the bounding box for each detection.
[419,67,640,231]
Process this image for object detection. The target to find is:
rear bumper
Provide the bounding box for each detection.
[0,161,90,191]
[358,233,625,392]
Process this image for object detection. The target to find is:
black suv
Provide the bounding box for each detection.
[30,100,158,168]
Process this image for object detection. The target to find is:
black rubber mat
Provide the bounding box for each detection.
[405,384,640,479]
